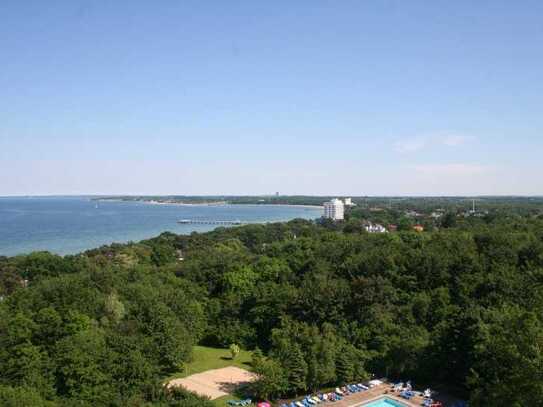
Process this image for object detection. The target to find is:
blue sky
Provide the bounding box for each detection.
[1,1,542,196]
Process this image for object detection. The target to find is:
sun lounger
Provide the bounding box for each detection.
[368,379,383,388]
[400,390,414,400]
[392,382,403,391]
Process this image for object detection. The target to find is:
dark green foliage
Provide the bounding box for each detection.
[283,344,308,394]
[251,354,288,400]
[55,327,116,403]
[0,312,55,397]
[335,348,354,384]
[152,386,215,407]
[440,211,457,228]
[0,385,55,407]
[467,307,543,406]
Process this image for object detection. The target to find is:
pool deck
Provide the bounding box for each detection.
[329,384,423,406]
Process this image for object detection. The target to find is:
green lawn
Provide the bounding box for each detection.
[167,345,254,380]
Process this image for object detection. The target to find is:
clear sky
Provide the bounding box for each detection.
[1,1,542,196]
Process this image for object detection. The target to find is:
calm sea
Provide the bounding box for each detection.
[0,197,322,256]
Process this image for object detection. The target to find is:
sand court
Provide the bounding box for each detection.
[167,366,257,400]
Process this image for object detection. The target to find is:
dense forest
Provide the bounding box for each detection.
[2,206,543,406]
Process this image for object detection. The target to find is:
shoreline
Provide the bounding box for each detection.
[97,198,323,210]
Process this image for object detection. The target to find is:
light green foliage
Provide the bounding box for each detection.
[223,266,258,297]
[229,343,240,359]
[104,291,125,324]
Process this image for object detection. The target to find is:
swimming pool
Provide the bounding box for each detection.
[359,397,408,407]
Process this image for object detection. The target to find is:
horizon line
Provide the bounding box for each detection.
[2,194,543,199]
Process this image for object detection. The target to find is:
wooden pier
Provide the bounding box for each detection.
[177,219,264,225]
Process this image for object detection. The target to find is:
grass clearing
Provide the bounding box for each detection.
[167,345,254,381]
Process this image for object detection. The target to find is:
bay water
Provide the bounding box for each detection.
[0,197,322,256]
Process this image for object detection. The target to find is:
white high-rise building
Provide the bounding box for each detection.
[323,198,345,220]
[344,198,354,206]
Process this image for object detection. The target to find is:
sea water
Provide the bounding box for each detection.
[0,197,322,256]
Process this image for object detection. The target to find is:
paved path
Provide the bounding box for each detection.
[293,384,424,407]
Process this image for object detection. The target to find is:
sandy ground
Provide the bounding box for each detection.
[167,366,257,400]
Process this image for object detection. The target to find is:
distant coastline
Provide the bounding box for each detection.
[140,199,229,207]
[98,198,323,210]
[95,196,325,209]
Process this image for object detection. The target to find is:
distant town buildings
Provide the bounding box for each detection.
[344,198,355,207]
[323,198,345,221]
[464,201,489,217]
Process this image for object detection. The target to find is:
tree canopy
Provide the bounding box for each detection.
[2,208,543,405]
